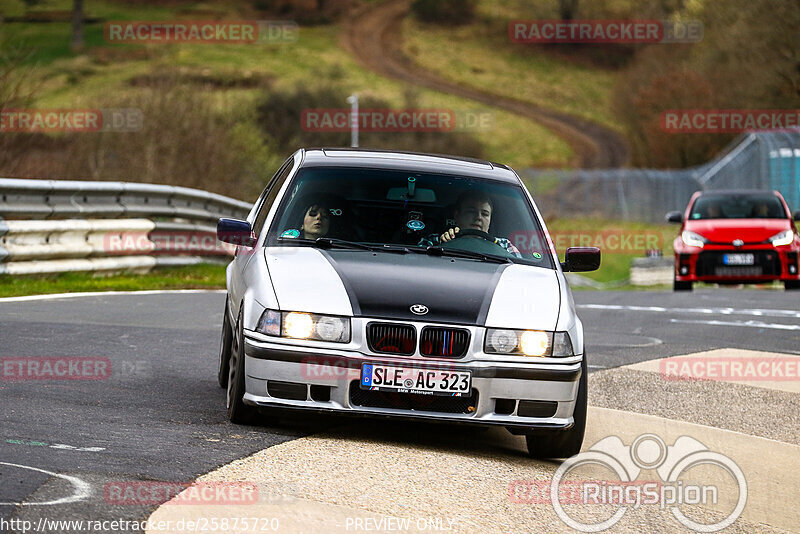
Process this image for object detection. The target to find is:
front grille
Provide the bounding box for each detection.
[349,381,478,414]
[367,322,416,355]
[696,250,781,277]
[420,327,470,358]
[714,266,763,277]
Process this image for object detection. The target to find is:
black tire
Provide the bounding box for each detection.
[673,279,693,291]
[526,356,587,459]
[217,299,233,388]
[785,280,800,290]
[226,307,259,424]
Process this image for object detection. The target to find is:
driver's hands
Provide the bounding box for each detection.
[440,227,460,243]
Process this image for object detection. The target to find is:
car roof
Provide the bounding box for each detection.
[298,148,520,183]
[697,189,782,197]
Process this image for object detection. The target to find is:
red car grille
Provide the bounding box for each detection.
[696,250,781,277]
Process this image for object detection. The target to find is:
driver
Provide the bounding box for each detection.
[419,192,521,257]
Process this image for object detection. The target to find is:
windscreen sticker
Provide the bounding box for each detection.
[280,229,300,238]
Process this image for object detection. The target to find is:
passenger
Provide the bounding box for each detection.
[419,191,521,257]
[282,201,331,240]
[706,204,722,219]
[752,202,770,218]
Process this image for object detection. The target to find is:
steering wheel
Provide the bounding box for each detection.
[451,228,494,241]
[440,227,508,255]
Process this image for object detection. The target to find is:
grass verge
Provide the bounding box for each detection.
[402,2,623,131]
[545,218,677,285]
[0,263,226,298]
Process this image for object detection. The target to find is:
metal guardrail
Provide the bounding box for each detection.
[522,130,800,223]
[0,178,252,275]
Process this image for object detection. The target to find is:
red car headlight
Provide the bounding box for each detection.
[769,230,794,247]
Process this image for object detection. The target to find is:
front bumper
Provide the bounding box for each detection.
[242,335,582,433]
[674,246,800,283]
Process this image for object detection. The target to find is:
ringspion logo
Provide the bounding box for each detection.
[536,433,747,532]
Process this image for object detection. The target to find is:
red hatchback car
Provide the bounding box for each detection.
[667,190,800,291]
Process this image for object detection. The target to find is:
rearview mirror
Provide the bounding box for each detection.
[217,218,255,247]
[666,211,683,223]
[561,247,601,272]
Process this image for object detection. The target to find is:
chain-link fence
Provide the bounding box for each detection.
[521,130,800,222]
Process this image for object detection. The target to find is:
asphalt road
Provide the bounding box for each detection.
[0,289,798,533]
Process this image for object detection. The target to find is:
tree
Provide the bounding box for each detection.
[71,0,84,52]
[558,0,579,20]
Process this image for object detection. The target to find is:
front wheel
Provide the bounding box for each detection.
[673,279,693,291]
[217,299,233,388]
[227,307,259,424]
[785,280,800,290]
[526,357,587,459]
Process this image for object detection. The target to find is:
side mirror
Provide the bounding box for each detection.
[561,247,601,272]
[793,210,800,222]
[666,211,683,223]
[217,218,255,247]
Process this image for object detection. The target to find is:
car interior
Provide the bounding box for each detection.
[268,167,551,264]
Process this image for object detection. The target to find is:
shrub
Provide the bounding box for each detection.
[411,0,476,26]
[255,84,485,160]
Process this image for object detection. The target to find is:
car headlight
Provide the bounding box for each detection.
[485,329,575,358]
[681,230,708,248]
[256,310,351,343]
[769,230,794,247]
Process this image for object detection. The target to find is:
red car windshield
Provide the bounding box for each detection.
[689,193,787,220]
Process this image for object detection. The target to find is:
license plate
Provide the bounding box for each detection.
[360,364,471,396]
[723,253,754,265]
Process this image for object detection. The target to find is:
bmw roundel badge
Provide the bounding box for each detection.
[410,304,429,315]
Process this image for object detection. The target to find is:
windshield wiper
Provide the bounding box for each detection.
[278,237,408,253]
[424,246,512,264]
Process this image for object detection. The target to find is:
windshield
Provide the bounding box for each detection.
[689,193,787,220]
[265,166,554,268]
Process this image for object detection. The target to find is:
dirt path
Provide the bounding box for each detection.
[341,0,630,168]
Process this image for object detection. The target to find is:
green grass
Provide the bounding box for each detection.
[545,218,677,284]
[0,263,226,298]
[4,2,573,169]
[403,2,623,131]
